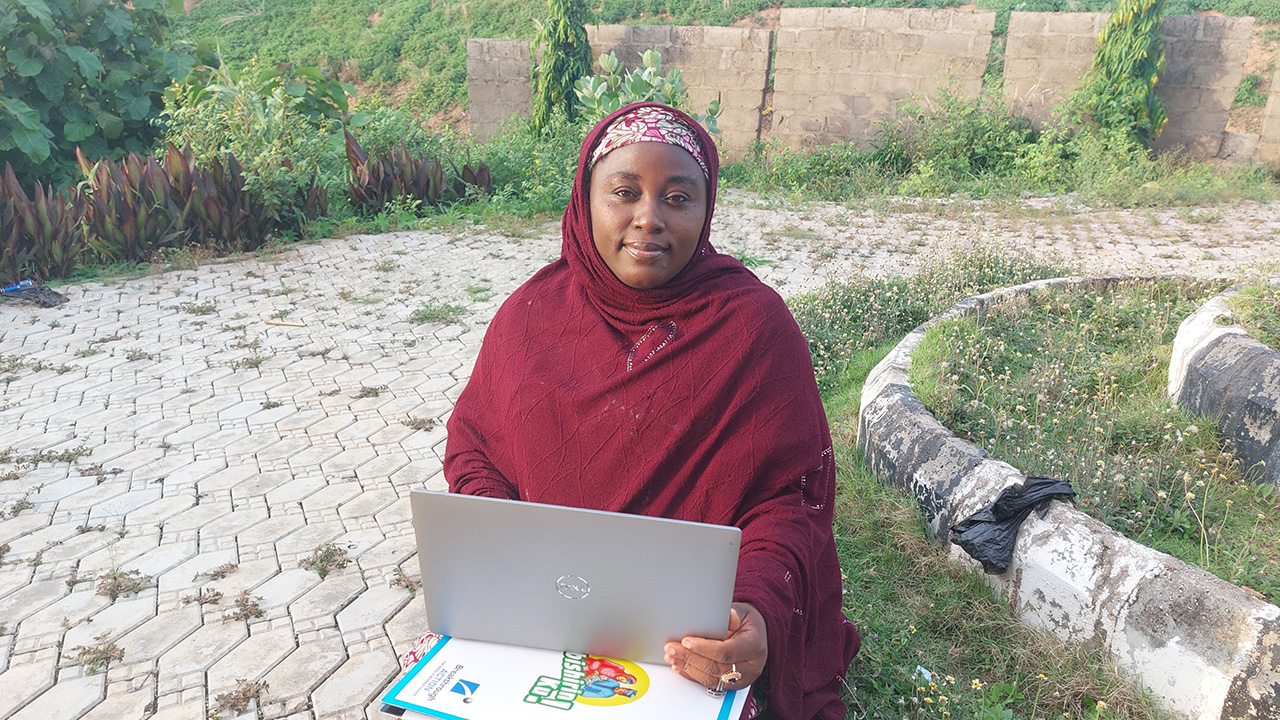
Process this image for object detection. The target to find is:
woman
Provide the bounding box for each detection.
[403,103,859,719]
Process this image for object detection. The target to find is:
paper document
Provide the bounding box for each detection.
[381,636,750,720]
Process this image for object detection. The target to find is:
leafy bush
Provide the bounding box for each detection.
[1068,0,1169,146]
[871,86,1038,190]
[531,0,593,133]
[0,164,85,284]
[345,131,492,214]
[0,0,180,190]
[77,147,191,264]
[161,59,343,234]
[475,115,585,218]
[574,50,723,134]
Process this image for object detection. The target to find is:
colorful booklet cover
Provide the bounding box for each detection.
[381,636,750,720]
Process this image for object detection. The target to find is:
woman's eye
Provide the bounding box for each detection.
[667,193,689,203]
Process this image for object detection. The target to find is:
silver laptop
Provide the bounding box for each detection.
[410,490,741,664]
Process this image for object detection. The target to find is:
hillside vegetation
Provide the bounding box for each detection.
[170,0,1280,117]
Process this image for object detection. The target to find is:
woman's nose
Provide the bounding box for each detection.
[632,195,665,233]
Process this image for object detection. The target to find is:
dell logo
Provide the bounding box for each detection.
[555,574,590,600]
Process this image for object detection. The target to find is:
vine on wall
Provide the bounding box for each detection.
[1067,0,1170,146]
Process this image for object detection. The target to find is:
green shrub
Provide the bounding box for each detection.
[476,115,584,218]
[870,86,1038,191]
[0,0,179,190]
[1233,72,1269,108]
[574,50,722,134]
[1068,0,1169,146]
[161,59,343,233]
[721,140,889,200]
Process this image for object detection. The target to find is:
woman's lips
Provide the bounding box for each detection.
[624,243,666,261]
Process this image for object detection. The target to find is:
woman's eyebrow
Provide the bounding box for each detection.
[665,174,702,187]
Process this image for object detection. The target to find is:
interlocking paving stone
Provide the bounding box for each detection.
[0,652,58,717]
[206,625,297,693]
[78,677,155,720]
[2,196,1278,717]
[10,673,104,720]
[310,642,399,719]
[116,605,202,664]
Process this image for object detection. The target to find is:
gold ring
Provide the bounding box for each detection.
[720,664,742,686]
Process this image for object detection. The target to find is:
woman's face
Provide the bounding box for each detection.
[589,142,708,290]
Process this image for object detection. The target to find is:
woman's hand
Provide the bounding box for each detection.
[663,602,767,690]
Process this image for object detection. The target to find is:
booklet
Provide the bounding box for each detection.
[381,636,750,720]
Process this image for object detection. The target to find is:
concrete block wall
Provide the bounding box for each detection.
[1152,15,1255,159]
[1003,12,1110,124]
[467,39,532,141]
[585,25,772,158]
[466,12,1279,168]
[1260,62,1280,166]
[769,7,995,150]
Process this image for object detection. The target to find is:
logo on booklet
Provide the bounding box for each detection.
[451,679,480,704]
[525,653,650,710]
[555,574,590,600]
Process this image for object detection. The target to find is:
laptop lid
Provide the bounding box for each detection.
[410,490,741,665]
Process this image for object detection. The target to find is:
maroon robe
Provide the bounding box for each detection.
[444,103,859,719]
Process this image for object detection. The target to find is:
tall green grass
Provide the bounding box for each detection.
[824,345,1171,720]
[908,279,1280,601]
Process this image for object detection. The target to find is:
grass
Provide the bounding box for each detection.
[783,249,1177,717]
[908,279,1280,600]
[1226,279,1280,349]
[787,245,1071,393]
[823,345,1168,720]
[410,300,467,325]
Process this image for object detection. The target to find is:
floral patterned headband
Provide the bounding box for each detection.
[589,105,710,180]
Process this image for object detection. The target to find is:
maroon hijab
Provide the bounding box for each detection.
[445,103,859,719]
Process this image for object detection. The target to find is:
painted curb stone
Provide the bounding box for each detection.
[857,276,1280,720]
[1169,283,1280,488]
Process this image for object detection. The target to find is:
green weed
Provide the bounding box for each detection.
[299,543,350,579]
[788,246,1069,392]
[96,569,151,601]
[64,633,125,675]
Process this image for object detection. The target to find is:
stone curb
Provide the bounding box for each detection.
[855,275,1280,720]
[1168,282,1280,488]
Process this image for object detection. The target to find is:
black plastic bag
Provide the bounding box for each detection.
[949,476,1076,574]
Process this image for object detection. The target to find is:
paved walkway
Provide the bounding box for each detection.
[1,194,1278,720]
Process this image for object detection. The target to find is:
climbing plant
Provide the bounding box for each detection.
[530,0,593,134]
[1067,0,1169,146]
